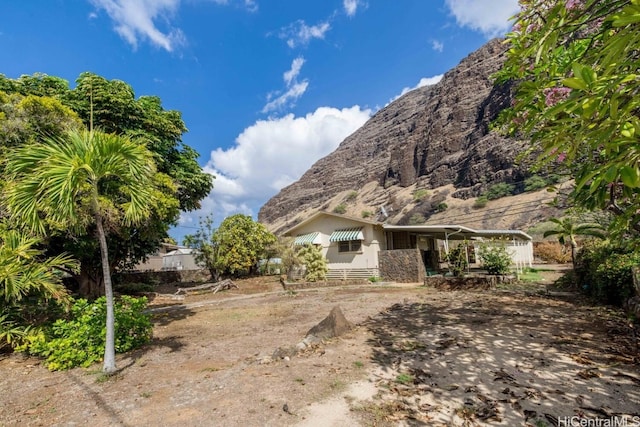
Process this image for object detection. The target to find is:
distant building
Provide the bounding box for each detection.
[133,243,201,271]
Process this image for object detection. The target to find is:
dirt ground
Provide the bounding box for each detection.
[1,269,639,427]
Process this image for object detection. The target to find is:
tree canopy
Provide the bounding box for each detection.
[497,0,640,237]
[185,214,277,280]
[0,72,214,293]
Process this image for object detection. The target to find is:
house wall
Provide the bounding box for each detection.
[290,216,385,271]
[162,254,200,270]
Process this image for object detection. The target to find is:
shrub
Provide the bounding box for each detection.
[436,202,448,212]
[20,296,152,371]
[524,175,548,192]
[297,244,327,282]
[445,245,468,277]
[485,183,516,200]
[346,191,358,201]
[478,242,512,275]
[413,189,429,202]
[333,204,347,214]
[473,196,488,209]
[114,282,155,295]
[361,210,373,219]
[535,241,571,263]
[575,241,639,306]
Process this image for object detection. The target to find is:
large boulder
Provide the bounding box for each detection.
[306,306,354,339]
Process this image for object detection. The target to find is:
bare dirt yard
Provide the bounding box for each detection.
[1,270,639,427]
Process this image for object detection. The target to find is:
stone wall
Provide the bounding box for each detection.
[379,249,425,283]
[117,269,212,285]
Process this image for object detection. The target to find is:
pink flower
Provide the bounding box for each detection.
[565,0,584,11]
[543,87,572,107]
[557,152,567,163]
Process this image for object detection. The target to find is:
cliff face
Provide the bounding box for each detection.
[259,39,558,233]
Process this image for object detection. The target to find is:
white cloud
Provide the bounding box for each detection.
[262,57,309,114]
[283,57,305,86]
[90,0,257,51]
[180,106,372,227]
[279,20,331,48]
[90,0,185,51]
[431,39,444,52]
[343,0,358,16]
[444,0,519,37]
[389,74,444,104]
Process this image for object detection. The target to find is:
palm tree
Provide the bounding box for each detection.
[543,217,606,266]
[5,129,155,374]
[0,229,77,350]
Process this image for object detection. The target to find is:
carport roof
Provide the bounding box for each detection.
[381,224,532,241]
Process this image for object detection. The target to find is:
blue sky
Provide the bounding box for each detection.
[0,0,519,242]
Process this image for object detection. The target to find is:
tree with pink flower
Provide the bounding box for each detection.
[496,0,640,237]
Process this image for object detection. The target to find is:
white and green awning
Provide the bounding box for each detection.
[329,227,364,242]
[294,232,321,245]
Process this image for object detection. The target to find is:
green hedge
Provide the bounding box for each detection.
[576,241,639,306]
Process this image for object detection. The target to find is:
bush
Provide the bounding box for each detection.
[535,241,571,263]
[485,183,516,200]
[333,204,347,214]
[19,296,152,371]
[114,282,155,295]
[524,175,548,192]
[445,245,468,277]
[297,244,327,282]
[576,241,639,306]
[346,191,358,201]
[478,243,512,275]
[473,196,488,209]
[361,210,373,219]
[413,189,429,202]
[436,202,448,212]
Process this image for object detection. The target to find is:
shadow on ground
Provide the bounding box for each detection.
[361,291,640,426]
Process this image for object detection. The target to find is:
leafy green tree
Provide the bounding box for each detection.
[6,129,156,374]
[497,0,640,236]
[186,214,277,280]
[0,73,214,293]
[543,217,606,265]
[297,244,328,282]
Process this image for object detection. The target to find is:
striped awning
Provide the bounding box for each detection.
[294,232,321,245]
[329,227,364,242]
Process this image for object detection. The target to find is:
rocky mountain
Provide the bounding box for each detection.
[259,39,563,234]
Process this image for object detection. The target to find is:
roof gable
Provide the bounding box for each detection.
[282,211,380,236]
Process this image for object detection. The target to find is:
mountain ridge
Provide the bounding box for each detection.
[259,39,561,234]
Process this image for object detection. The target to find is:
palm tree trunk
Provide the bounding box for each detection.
[570,237,578,267]
[96,214,117,374]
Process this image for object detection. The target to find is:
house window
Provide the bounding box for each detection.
[338,240,362,253]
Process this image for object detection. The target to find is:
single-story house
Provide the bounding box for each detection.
[282,211,533,282]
